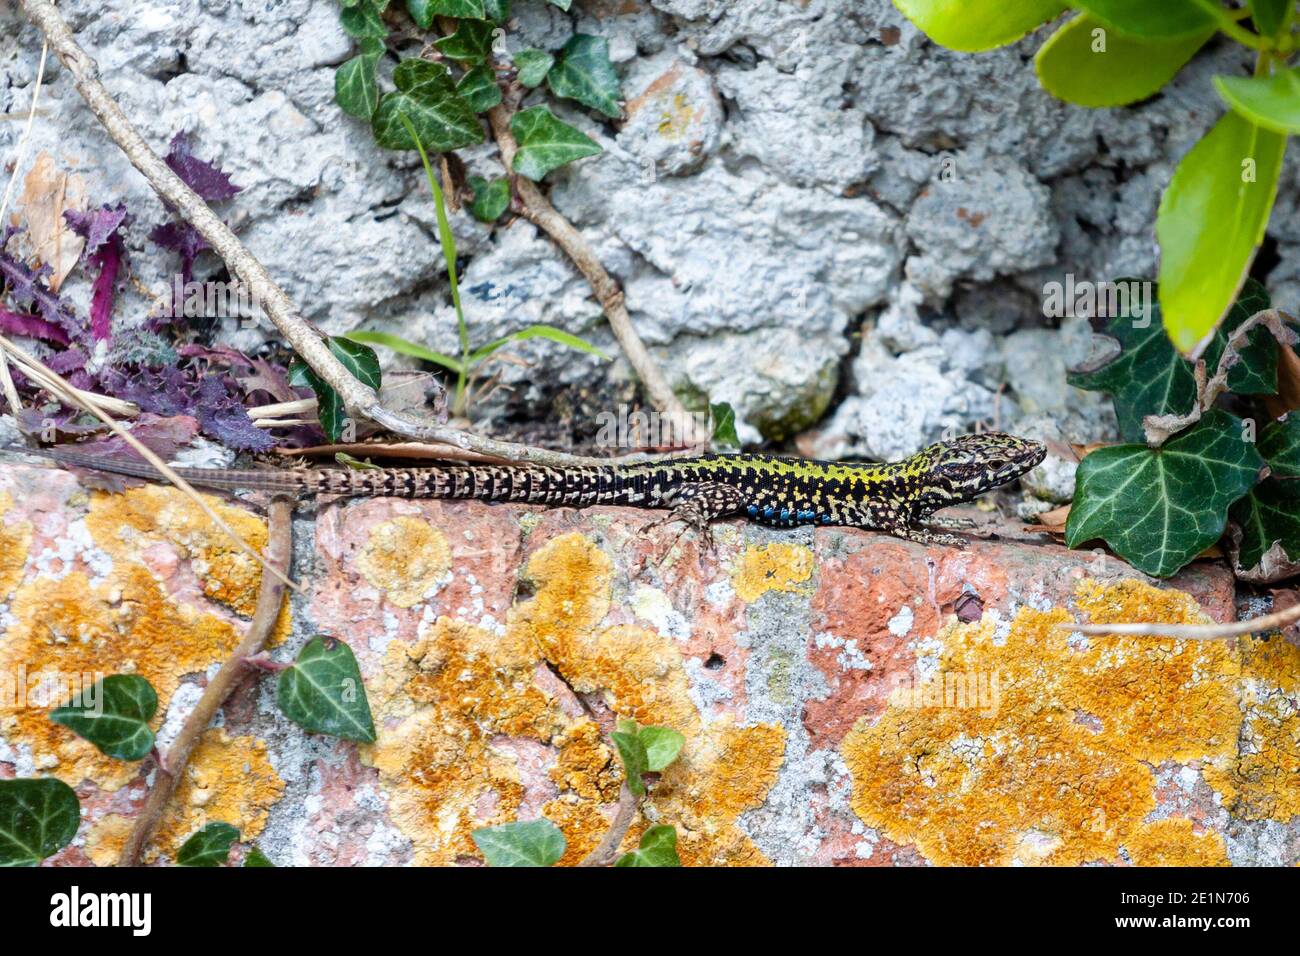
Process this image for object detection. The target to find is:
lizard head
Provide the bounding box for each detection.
[915,433,1046,508]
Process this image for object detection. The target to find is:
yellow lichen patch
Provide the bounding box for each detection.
[842,579,1246,866]
[0,492,32,601]
[1203,684,1300,822]
[731,542,815,603]
[151,728,284,860]
[0,567,243,789]
[84,813,134,867]
[1125,819,1229,867]
[364,532,785,866]
[85,485,269,616]
[354,515,451,608]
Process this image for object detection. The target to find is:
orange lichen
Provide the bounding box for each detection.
[731,542,815,603]
[354,515,451,608]
[364,532,785,866]
[1125,819,1229,867]
[842,578,1249,866]
[0,492,32,600]
[83,813,134,867]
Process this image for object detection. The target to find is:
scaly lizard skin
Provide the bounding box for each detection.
[7,433,1045,547]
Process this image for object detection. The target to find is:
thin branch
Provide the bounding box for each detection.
[118,496,293,866]
[485,100,705,448]
[1055,599,1300,641]
[577,781,639,867]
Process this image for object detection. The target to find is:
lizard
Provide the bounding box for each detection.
[4,432,1045,548]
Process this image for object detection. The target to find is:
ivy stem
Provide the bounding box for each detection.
[1189,0,1272,50]
[118,497,293,866]
[577,780,641,867]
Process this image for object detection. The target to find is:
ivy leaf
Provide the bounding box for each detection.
[277,636,377,743]
[467,176,511,222]
[471,819,565,867]
[638,726,684,772]
[547,34,622,118]
[614,825,681,867]
[1065,409,1264,577]
[1250,0,1291,38]
[434,19,494,65]
[710,401,740,449]
[892,0,1064,51]
[49,674,157,762]
[372,59,485,152]
[0,778,80,867]
[1215,69,1300,136]
[340,0,388,39]
[1072,0,1215,39]
[484,0,511,24]
[513,49,555,88]
[1230,477,1300,573]
[176,822,239,867]
[1035,13,1212,108]
[244,846,276,867]
[336,37,385,119]
[510,105,601,180]
[1258,416,1300,477]
[407,0,486,28]
[343,329,464,373]
[1202,277,1277,397]
[611,727,648,795]
[1157,109,1286,355]
[456,64,503,113]
[289,362,346,442]
[329,334,382,390]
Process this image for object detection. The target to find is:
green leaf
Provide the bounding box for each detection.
[177,822,239,867]
[434,18,494,65]
[1216,70,1300,136]
[406,0,485,27]
[289,362,347,442]
[612,729,648,795]
[343,330,464,373]
[1251,0,1291,37]
[244,846,276,867]
[336,37,385,119]
[49,674,157,761]
[456,64,503,113]
[510,105,602,180]
[328,335,382,390]
[710,401,740,450]
[468,324,611,363]
[335,451,381,470]
[513,49,555,88]
[1035,14,1212,108]
[1202,277,1277,397]
[1157,107,1287,355]
[614,825,681,867]
[637,726,684,772]
[340,1,388,39]
[484,0,511,23]
[471,819,566,866]
[546,0,571,9]
[891,0,1065,51]
[1065,409,1264,577]
[467,176,511,222]
[0,778,80,867]
[372,59,485,152]
[277,636,377,743]
[1230,477,1300,571]
[547,35,622,118]
[1258,415,1300,476]
[1072,0,1215,38]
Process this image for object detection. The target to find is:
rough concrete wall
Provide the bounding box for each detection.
[3,1,1290,460]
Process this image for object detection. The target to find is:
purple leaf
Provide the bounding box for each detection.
[100,365,273,452]
[66,203,130,343]
[46,347,87,375]
[60,412,200,462]
[0,248,85,342]
[63,204,128,257]
[0,306,70,345]
[149,222,209,285]
[164,133,241,203]
[196,376,274,451]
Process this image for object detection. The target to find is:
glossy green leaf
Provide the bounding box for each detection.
[1072,0,1214,38]
[177,822,239,867]
[1157,109,1286,355]
[1035,13,1212,107]
[467,324,611,362]
[406,0,484,28]
[513,49,555,88]
[1202,277,1277,397]
[614,825,681,867]
[49,674,157,761]
[892,0,1064,51]
[547,35,622,118]
[467,176,511,222]
[289,362,347,442]
[612,729,648,796]
[1251,0,1291,37]
[434,19,494,65]
[710,401,739,449]
[328,335,382,390]
[1230,477,1300,571]
[0,778,80,867]
[372,59,484,152]
[340,1,388,39]
[1065,409,1264,576]
[510,105,601,180]
[456,64,503,113]
[1216,69,1300,135]
[1258,415,1300,476]
[471,819,565,866]
[638,726,684,772]
[484,0,510,22]
[336,37,385,119]
[277,636,377,743]
[343,329,464,373]
[243,846,276,867]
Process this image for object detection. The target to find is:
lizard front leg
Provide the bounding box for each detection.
[868,502,967,549]
[654,483,745,550]
[923,512,978,531]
